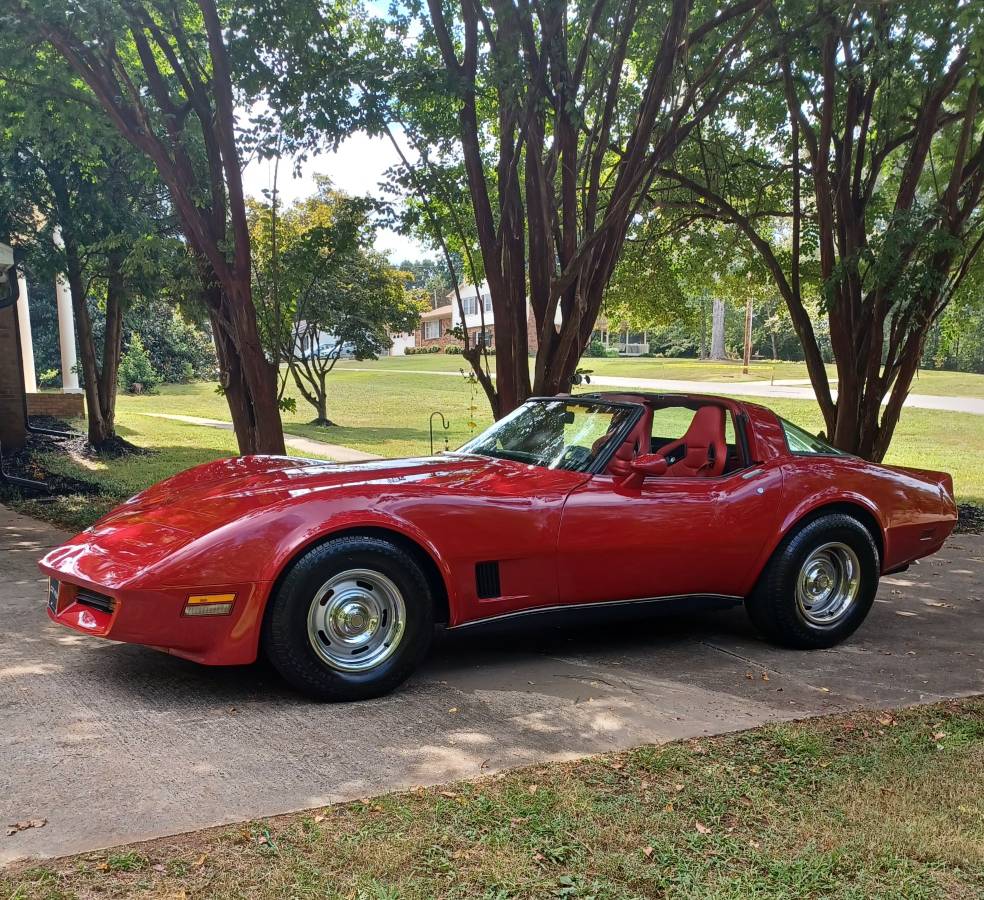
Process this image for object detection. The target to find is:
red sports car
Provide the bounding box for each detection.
[40,392,957,701]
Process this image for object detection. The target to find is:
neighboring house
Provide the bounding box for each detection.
[416,281,560,354]
[414,304,454,349]
[591,318,651,356]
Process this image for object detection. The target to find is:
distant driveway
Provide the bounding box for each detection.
[2,504,982,864]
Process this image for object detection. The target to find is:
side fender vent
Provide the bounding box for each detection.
[475,561,501,599]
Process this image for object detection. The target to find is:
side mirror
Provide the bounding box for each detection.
[631,453,668,477]
[619,453,667,489]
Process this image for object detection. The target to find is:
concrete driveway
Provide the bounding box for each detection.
[2,504,982,864]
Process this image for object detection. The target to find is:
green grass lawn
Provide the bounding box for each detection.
[5,699,982,899]
[8,357,983,531]
[338,353,984,397]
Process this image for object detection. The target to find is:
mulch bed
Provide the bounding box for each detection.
[0,419,145,500]
[956,502,984,534]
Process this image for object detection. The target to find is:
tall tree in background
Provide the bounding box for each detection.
[0,48,173,449]
[9,0,285,454]
[662,0,984,459]
[250,182,421,424]
[407,0,766,416]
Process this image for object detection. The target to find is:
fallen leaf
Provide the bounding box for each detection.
[5,818,46,836]
[760,673,769,682]
[895,610,919,617]
[877,715,896,727]
[820,687,831,693]
[749,839,761,849]
[642,846,654,857]
[528,784,538,795]
[448,707,458,714]
[744,672,753,680]
[313,814,327,824]
[933,731,947,741]
[695,821,711,835]
[674,783,685,792]
[439,791,457,799]
[194,853,207,868]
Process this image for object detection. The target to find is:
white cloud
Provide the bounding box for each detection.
[242,131,430,263]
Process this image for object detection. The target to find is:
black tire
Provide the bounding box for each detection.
[745,513,879,649]
[262,536,435,701]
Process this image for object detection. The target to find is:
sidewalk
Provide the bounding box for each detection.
[137,413,381,462]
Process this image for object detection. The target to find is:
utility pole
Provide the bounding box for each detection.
[742,297,753,374]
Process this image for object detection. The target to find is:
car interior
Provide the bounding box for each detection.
[601,398,745,478]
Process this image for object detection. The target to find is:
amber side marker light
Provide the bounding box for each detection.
[183,593,236,617]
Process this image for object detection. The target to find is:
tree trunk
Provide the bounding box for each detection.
[98,250,126,442]
[710,300,726,359]
[61,226,113,448]
[224,278,285,454]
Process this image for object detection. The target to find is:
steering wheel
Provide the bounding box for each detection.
[558,445,592,470]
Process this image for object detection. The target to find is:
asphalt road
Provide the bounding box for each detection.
[2,504,982,864]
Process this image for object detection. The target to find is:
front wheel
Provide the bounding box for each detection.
[262,536,435,701]
[745,514,879,649]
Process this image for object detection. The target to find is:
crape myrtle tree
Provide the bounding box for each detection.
[0,45,175,448]
[8,0,286,454]
[249,180,422,425]
[233,0,769,418]
[402,0,769,417]
[660,0,984,459]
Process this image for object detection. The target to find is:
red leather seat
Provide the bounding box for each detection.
[656,405,727,477]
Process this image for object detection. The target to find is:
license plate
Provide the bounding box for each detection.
[48,578,59,613]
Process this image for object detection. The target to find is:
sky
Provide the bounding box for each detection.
[240,131,431,264]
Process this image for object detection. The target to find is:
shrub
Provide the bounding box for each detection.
[118,332,161,393]
[444,345,462,354]
[585,339,608,358]
[37,368,60,388]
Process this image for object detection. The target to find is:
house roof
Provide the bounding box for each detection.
[421,305,453,320]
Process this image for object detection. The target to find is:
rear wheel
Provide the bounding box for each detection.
[745,514,879,649]
[262,536,435,701]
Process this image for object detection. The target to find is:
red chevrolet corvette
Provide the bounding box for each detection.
[40,392,957,700]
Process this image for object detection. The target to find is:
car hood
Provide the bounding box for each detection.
[40,454,562,588]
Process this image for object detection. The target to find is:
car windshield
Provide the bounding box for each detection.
[457,398,636,472]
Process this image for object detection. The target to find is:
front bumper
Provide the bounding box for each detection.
[43,573,269,666]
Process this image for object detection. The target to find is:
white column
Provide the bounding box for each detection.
[53,227,81,393]
[16,272,37,393]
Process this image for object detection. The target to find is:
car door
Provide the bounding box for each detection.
[555,427,784,606]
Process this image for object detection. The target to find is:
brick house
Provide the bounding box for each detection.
[414,304,455,349]
[412,282,557,354]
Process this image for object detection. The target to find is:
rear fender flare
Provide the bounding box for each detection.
[746,492,887,593]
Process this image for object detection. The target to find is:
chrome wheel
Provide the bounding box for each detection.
[795,541,861,628]
[306,568,406,672]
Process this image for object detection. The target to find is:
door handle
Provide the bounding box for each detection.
[741,468,764,480]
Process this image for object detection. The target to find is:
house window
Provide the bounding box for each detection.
[477,329,494,349]
[424,320,441,339]
[482,293,492,312]
[463,296,478,316]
